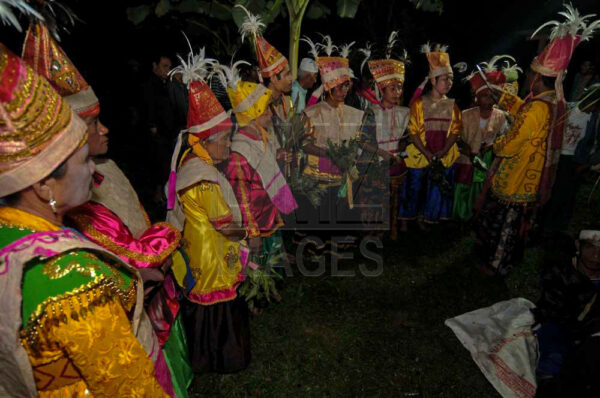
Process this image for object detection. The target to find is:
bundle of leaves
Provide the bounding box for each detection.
[326,138,361,180]
[428,157,453,197]
[287,167,325,208]
[238,251,286,312]
[272,108,312,153]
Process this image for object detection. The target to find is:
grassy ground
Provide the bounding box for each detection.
[189,175,600,398]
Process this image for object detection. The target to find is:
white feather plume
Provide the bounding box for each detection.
[531,2,600,42]
[301,35,320,59]
[209,59,251,92]
[481,54,515,73]
[358,42,372,73]
[437,44,449,53]
[400,49,410,64]
[420,42,431,54]
[0,0,43,32]
[385,31,399,59]
[169,34,216,86]
[339,41,355,58]
[236,4,265,43]
[319,33,337,57]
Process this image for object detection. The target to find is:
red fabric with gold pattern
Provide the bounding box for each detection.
[21,23,100,116]
[0,43,87,197]
[469,71,507,93]
[256,36,288,78]
[186,80,232,139]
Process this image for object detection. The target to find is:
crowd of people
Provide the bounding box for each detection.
[1,1,600,396]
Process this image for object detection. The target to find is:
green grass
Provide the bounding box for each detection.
[190,175,600,397]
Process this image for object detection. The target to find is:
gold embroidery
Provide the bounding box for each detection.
[225,246,239,270]
[42,252,100,280]
[22,275,137,351]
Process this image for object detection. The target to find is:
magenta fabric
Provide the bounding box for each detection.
[68,201,180,268]
[318,156,342,175]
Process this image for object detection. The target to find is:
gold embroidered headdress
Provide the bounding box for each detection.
[0,43,86,197]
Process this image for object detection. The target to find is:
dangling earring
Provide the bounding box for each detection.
[49,195,57,214]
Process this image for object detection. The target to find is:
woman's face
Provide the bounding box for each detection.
[205,129,232,164]
[382,83,403,106]
[257,105,273,129]
[51,144,95,214]
[330,80,351,103]
[431,74,453,96]
[83,114,109,156]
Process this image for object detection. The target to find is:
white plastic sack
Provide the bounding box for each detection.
[445,298,538,398]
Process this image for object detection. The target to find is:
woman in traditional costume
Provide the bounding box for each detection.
[213,61,297,296]
[165,48,250,373]
[452,56,514,221]
[358,33,410,238]
[399,43,462,225]
[300,36,364,235]
[19,23,194,397]
[0,44,170,397]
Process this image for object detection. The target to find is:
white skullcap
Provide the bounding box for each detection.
[299,58,318,74]
[579,230,600,241]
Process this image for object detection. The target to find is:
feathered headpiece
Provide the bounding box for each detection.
[166,42,233,209]
[365,31,407,95]
[169,36,215,86]
[210,59,272,127]
[22,18,99,116]
[236,4,288,79]
[358,42,373,74]
[530,3,600,100]
[465,55,518,95]
[312,34,353,91]
[421,42,452,78]
[0,0,43,32]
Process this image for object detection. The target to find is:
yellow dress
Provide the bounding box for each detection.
[179,181,244,304]
[404,96,461,169]
[0,207,167,398]
[492,90,556,204]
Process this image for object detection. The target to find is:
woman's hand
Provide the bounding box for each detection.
[277,148,293,163]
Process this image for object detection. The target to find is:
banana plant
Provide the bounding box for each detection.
[126,0,363,78]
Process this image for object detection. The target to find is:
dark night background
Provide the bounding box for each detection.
[2,0,599,210]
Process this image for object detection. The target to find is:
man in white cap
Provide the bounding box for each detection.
[292,58,318,113]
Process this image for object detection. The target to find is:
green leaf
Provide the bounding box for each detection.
[126,5,151,25]
[336,0,361,18]
[209,1,234,20]
[177,0,204,13]
[155,0,171,17]
[305,1,331,19]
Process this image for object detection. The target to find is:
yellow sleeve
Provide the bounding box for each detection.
[493,100,549,158]
[498,91,524,116]
[49,293,168,397]
[449,103,462,136]
[181,182,233,229]
[408,99,425,137]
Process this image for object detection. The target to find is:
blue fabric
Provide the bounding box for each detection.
[399,166,455,222]
[535,322,572,376]
[291,80,307,113]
